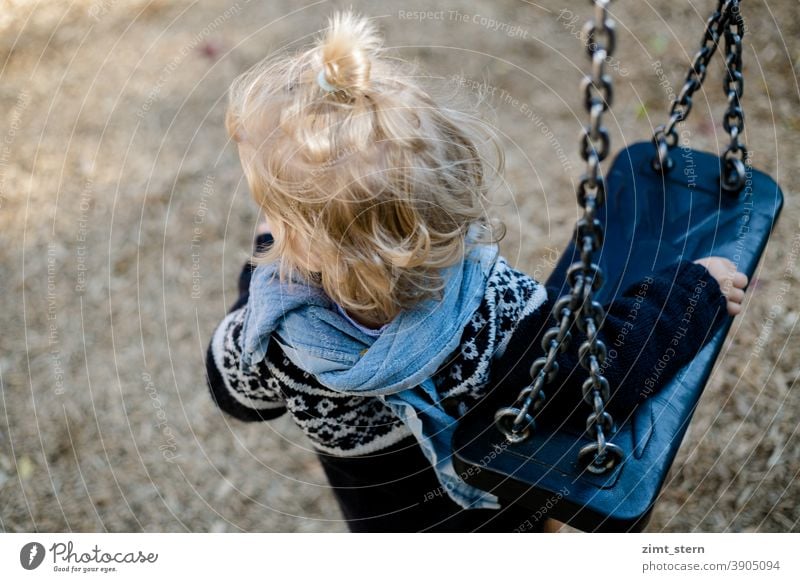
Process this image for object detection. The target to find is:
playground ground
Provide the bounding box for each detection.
[0,0,798,532]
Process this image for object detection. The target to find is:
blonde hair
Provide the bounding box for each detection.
[226,11,505,326]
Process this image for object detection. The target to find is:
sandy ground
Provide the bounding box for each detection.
[0,0,798,532]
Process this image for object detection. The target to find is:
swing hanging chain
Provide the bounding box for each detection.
[496,0,623,475]
[654,0,733,158]
[652,0,748,193]
[494,295,573,444]
[721,1,747,191]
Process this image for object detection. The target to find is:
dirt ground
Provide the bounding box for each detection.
[0,0,798,533]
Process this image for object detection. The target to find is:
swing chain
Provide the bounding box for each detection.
[721,0,748,192]
[579,0,615,195]
[573,0,622,474]
[653,0,733,171]
[653,0,748,193]
[496,0,623,475]
[494,301,574,443]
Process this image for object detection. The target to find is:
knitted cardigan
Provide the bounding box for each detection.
[206,234,728,460]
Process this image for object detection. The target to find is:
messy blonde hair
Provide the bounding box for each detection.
[226,11,505,326]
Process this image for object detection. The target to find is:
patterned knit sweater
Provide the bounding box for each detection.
[205,234,728,459]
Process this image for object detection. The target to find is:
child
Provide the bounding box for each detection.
[205,11,748,532]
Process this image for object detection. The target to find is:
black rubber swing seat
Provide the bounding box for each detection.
[452,141,784,532]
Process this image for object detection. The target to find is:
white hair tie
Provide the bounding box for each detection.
[317,69,338,92]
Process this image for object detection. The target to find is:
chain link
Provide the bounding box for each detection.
[721,0,747,192]
[495,0,623,475]
[652,0,748,193]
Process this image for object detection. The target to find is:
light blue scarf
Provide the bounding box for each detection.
[239,229,501,510]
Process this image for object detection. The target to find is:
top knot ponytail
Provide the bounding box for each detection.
[316,11,382,96]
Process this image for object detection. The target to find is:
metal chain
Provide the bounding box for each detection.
[652,0,748,193]
[495,0,623,475]
[652,0,732,171]
[721,1,747,191]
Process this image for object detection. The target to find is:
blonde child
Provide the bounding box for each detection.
[206,12,747,532]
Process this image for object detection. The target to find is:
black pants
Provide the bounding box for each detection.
[316,437,545,532]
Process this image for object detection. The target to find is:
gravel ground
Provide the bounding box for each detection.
[0,0,798,532]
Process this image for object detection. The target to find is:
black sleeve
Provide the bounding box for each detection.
[205,335,287,422]
[205,232,287,422]
[491,260,728,424]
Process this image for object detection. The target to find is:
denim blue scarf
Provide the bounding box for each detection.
[239,230,501,510]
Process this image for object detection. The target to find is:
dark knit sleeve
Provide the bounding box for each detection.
[491,260,728,423]
[205,233,287,422]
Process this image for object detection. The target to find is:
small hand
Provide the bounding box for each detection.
[693,256,748,316]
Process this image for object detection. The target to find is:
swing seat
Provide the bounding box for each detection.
[452,141,784,531]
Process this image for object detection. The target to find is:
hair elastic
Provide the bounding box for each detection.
[317,69,338,92]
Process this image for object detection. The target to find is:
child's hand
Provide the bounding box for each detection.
[693,256,748,316]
